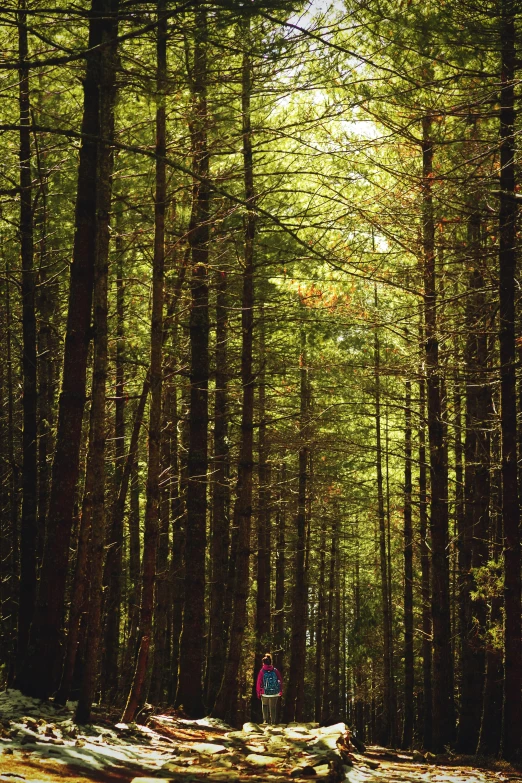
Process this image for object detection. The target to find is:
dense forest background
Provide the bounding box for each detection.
[1,0,522,762]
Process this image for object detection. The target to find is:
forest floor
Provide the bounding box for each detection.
[1,691,521,783]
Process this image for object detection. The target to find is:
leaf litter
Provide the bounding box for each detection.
[1,691,519,783]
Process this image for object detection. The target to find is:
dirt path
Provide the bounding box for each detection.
[0,753,136,783]
[348,748,521,783]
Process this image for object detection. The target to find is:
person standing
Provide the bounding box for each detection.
[256,653,283,725]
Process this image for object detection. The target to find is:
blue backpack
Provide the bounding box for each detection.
[263,668,280,696]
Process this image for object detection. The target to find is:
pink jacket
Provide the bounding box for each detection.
[256,664,283,699]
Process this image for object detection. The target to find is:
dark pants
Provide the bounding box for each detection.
[261,695,279,724]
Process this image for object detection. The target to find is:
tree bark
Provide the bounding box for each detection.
[34,103,55,572]
[457,206,491,752]
[477,423,503,756]
[3,265,19,681]
[314,514,327,722]
[149,380,173,705]
[251,300,271,721]
[55,438,95,706]
[273,462,286,676]
[374,288,395,745]
[154,439,171,702]
[453,358,464,678]
[164,289,187,705]
[331,547,341,719]
[498,0,521,760]
[122,0,166,721]
[207,268,230,711]
[18,0,115,698]
[101,217,126,702]
[169,378,186,702]
[341,572,347,721]
[402,376,414,749]
[320,521,336,724]
[284,327,309,722]
[354,537,365,741]
[418,361,432,749]
[17,0,38,665]
[175,3,209,719]
[121,455,141,691]
[75,1,119,720]
[212,23,255,722]
[0,352,9,655]
[422,113,455,750]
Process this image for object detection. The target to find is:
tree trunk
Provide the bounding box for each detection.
[34,108,55,573]
[150,187,188,711]
[101,221,126,702]
[418,360,432,750]
[402,376,414,749]
[422,113,455,750]
[369,660,376,743]
[3,264,20,681]
[457,206,491,752]
[498,0,521,760]
[17,0,38,665]
[374,288,394,745]
[175,4,210,719]
[75,2,119,720]
[477,423,503,756]
[453,356,464,678]
[122,0,166,721]
[341,572,347,721]
[385,406,394,693]
[212,24,255,722]
[165,296,186,705]
[206,268,230,711]
[0,353,9,656]
[149,380,173,705]
[169,379,186,702]
[354,538,365,741]
[251,300,271,721]
[314,514,327,722]
[54,465,94,706]
[273,462,286,676]
[331,548,341,719]
[284,327,308,722]
[121,455,141,692]
[223,501,238,654]
[18,0,114,698]
[320,522,336,724]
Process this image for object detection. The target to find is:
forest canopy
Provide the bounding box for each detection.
[1,0,522,762]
